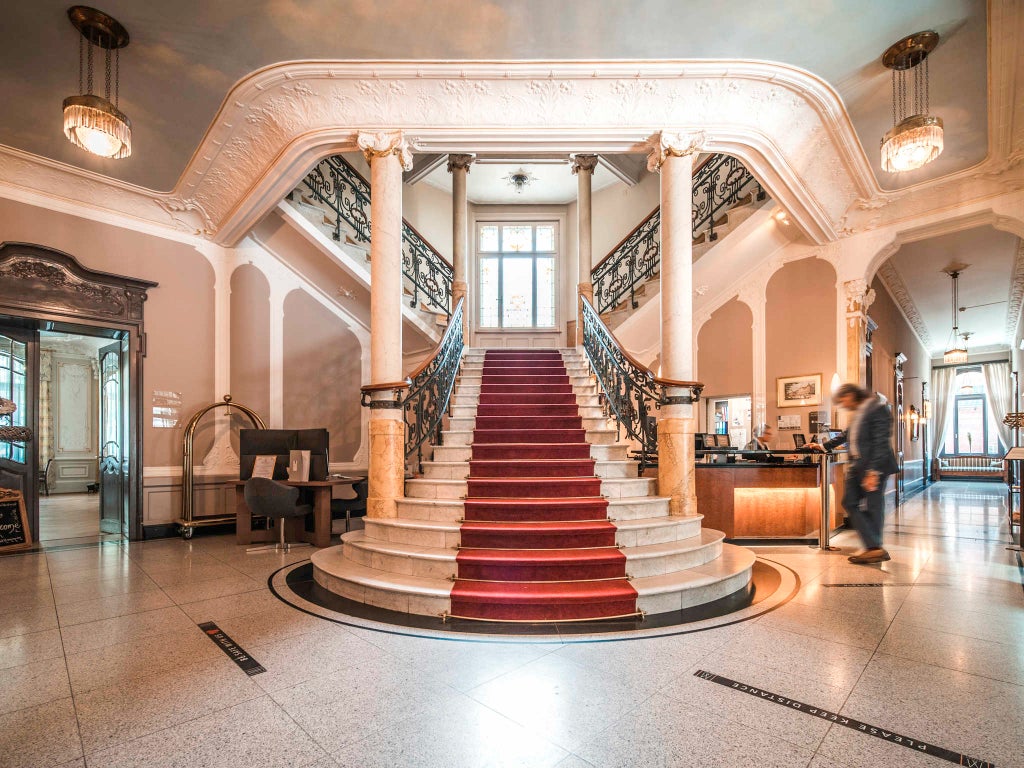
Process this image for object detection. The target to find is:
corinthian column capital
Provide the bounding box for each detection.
[446,153,475,173]
[646,131,706,173]
[356,130,416,171]
[571,154,599,175]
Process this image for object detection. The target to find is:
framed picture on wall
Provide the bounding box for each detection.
[777,374,822,407]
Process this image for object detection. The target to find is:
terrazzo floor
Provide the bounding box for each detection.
[1,480,1021,767]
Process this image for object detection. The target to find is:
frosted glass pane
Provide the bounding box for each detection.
[536,257,555,327]
[503,226,532,253]
[502,259,533,327]
[535,225,555,252]
[479,226,499,252]
[479,257,499,327]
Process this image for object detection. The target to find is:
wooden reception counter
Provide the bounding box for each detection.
[695,461,841,539]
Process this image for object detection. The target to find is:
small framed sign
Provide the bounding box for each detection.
[0,489,32,552]
[251,455,277,479]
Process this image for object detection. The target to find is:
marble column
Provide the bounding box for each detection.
[572,154,599,346]
[447,153,474,340]
[648,131,704,517]
[358,131,414,519]
[843,278,876,388]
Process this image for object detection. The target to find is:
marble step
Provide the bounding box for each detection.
[430,442,630,463]
[457,373,594,388]
[311,532,752,619]
[450,404,605,420]
[451,383,599,398]
[440,426,619,446]
[633,543,755,615]
[450,393,601,408]
[420,459,637,480]
[393,494,673,523]
[342,526,723,582]
[404,476,657,500]
[446,415,613,433]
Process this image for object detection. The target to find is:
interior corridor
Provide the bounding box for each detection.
[1,480,1020,767]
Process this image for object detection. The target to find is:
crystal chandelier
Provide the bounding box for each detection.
[63,6,132,159]
[880,31,943,173]
[942,269,969,364]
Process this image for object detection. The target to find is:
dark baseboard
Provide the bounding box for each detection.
[143,524,179,540]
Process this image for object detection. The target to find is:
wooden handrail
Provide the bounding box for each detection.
[590,153,716,275]
[359,297,465,395]
[579,294,702,391]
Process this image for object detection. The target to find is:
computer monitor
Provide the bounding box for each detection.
[792,433,806,448]
[239,428,330,481]
[714,433,731,447]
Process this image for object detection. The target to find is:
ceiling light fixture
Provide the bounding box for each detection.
[942,269,969,364]
[880,31,943,173]
[505,168,535,194]
[63,6,132,159]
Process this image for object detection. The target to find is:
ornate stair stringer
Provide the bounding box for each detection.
[311,346,754,622]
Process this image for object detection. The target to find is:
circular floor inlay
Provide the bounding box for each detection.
[267,557,799,643]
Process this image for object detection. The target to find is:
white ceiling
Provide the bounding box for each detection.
[0,1,987,192]
[421,160,620,205]
[881,226,1021,356]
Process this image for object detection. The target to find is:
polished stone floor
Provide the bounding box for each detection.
[1,480,1021,767]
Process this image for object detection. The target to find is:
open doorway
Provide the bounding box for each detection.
[35,330,128,544]
[704,394,752,448]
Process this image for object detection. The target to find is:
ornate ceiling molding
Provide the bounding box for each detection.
[876,261,934,352]
[1006,237,1024,342]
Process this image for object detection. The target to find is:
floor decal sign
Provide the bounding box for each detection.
[693,671,995,767]
[198,622,266,676]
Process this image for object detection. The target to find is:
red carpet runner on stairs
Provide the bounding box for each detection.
[449,349,639,621]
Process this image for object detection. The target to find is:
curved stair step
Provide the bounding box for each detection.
[632,543,755,615]
[449,579,638,622]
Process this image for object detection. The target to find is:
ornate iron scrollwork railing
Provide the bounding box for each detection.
[360,299,464,471]
[592,153,767,314]
[300,154,453,318]
[580,296,702,472]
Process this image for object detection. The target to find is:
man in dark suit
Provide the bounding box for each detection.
[809,383,899,564]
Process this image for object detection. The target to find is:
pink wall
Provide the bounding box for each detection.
[698,298,753,399]
[230,265,271,425]
[766,258,837,444]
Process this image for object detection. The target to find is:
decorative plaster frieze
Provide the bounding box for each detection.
[844,278,876,314]
[876,261,934,351]
[1007,237,1024,340]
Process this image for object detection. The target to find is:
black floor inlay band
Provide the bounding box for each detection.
[694,671,995,767]
[198,622,266,676]
[820,582,946,588]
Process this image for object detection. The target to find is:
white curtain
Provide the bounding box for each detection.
[983,361,1013,451]
[930,366,957,458]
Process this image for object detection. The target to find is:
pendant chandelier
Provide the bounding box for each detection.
[505,168,535,194]
[942,269,969,364]
[880,31,943,173]
[63,6,132,159]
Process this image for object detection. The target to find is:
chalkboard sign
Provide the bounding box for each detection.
[0,490,31,552]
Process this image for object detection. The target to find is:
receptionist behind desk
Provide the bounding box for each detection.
[744,424,778,462]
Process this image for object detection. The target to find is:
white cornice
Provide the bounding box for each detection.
[876,261,934,353]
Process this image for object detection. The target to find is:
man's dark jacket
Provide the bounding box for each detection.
[824,398,899,476]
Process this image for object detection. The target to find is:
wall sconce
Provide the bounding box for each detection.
[908,404,920,441]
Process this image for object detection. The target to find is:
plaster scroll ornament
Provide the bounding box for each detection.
[154,197,217,237]
[446,153,475,173]
[646,131,706,173]
[843,278,876,313]
[356,131,418,172]
[571,154,599,175]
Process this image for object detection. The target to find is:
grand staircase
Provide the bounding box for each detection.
[312,347,754,623]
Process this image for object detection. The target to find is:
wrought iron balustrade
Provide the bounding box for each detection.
[592,153,767,315]
[360,299,464,472]
[300,154,453,318]
[580,296,702,472]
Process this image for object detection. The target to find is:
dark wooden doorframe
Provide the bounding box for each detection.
[0,242,157,541]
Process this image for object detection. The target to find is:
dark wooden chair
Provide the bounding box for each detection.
[38,457,54,496]
[331,478,368,532]
[244,477,312,553]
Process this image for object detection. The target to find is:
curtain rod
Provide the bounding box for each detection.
[931,356,1011,371]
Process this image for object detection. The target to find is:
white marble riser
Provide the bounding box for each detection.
[633,543,755,615]
[312,552,452,617]
[459,366,592,378]
[440,428,619,446]
[451,384,599,398]
[392,495,674,523]
[404,476,656,500]
[430,443,630,463]
[419,459,636,480]
[341,526,722,582]
[446,416,613,433]
[458,375,595,389]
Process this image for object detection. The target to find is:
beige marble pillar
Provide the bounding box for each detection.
[843,279,876,387]
[447,153,474,339]
[572,154,599,346]
[358,131,414,519]
[648,131,704,517]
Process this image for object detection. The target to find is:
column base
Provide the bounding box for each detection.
[657,416,698,517]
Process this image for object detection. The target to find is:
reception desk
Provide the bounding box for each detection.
[695,460,841,539]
